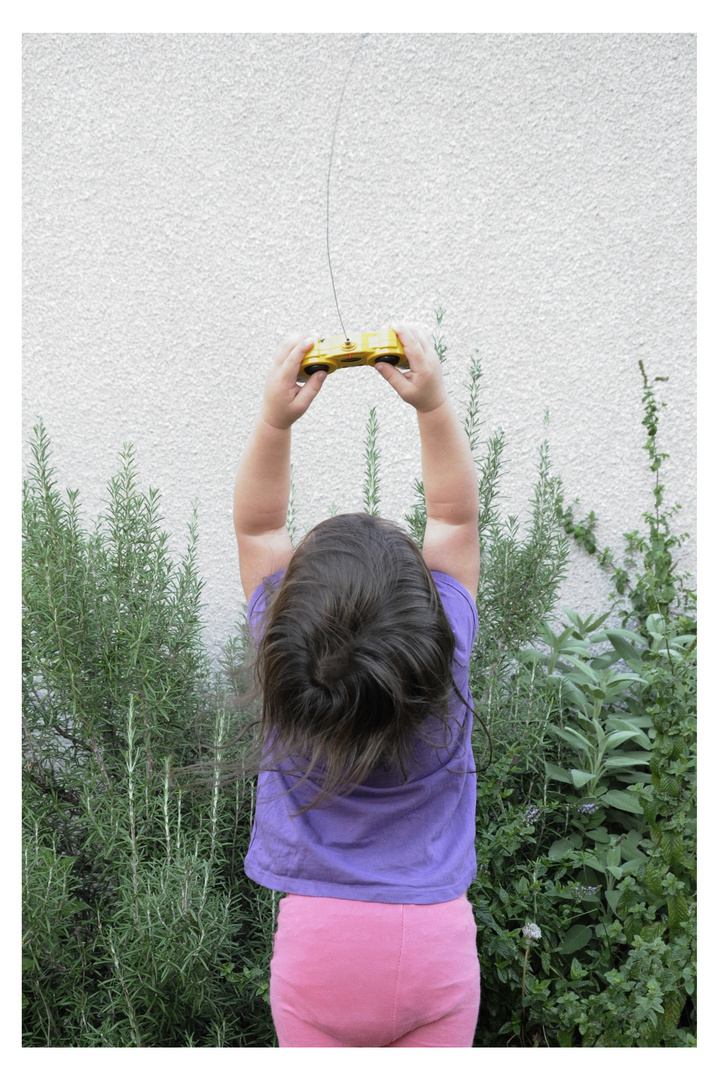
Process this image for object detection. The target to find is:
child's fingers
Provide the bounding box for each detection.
[375,362,413,400]
[413,326,438,358]
[292,368,327,414]
[391,324,429,369]
[391,323,417,352]
[273,334,314,369]
[272,334,304,364]
[279,335,316,378]
[298,366,327,397]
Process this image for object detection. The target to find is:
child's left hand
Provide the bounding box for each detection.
[375,324,447,414]
[261,335,326,430]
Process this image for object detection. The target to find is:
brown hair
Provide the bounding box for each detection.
[180,512,482,809]
[251,513,464,807]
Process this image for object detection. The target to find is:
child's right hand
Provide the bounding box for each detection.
[261,334,326,430]
[375,324,448,413]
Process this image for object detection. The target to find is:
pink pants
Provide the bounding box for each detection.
[269,892,480,1047]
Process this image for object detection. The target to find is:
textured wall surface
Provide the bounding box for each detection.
[23,33,696,655]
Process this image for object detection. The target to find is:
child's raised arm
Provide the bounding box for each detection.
[376,325,480,598]
[233,334,326,600]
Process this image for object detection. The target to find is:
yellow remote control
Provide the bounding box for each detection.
[299,328,408,382]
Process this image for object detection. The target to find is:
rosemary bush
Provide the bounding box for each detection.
[22,318,696,1047]
[22,428,275,1046]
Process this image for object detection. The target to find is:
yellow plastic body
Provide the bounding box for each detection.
[298,328,408,381]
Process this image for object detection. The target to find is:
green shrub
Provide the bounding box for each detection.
[22,318,696,1046]
[465,359,696,1046]
[22,426,276,1046]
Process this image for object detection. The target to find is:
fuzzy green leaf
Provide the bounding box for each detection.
[605,730,645,751]
[603,753,651,770]
[605,888,621,914]
[557,924,593,954]
[549,724,593,753]
[544,762,573,784]
[606,631,646,671]
[548,836,577,860]
[604,717,652,749]
[598,789,643,814]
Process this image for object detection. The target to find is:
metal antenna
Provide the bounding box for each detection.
[326,35,367,343]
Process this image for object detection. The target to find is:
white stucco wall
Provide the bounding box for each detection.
[23,33,696,656]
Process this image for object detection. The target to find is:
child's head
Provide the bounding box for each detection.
[255,512,457,800]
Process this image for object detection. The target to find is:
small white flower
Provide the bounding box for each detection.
[522,922,542,941]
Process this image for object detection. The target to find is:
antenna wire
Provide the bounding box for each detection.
[326,35,367,342]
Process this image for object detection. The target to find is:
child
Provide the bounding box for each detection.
[233,324,481,1047]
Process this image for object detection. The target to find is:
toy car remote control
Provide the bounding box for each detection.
[298,328,408,381]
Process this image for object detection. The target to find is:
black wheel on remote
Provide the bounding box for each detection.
[304,363,331,375]
[374,354,400,365]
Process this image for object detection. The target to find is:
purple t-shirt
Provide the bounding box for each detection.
[243,569,478,903]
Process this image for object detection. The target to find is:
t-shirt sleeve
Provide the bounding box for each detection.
[247,569,285,645]
[430,571,479,670]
